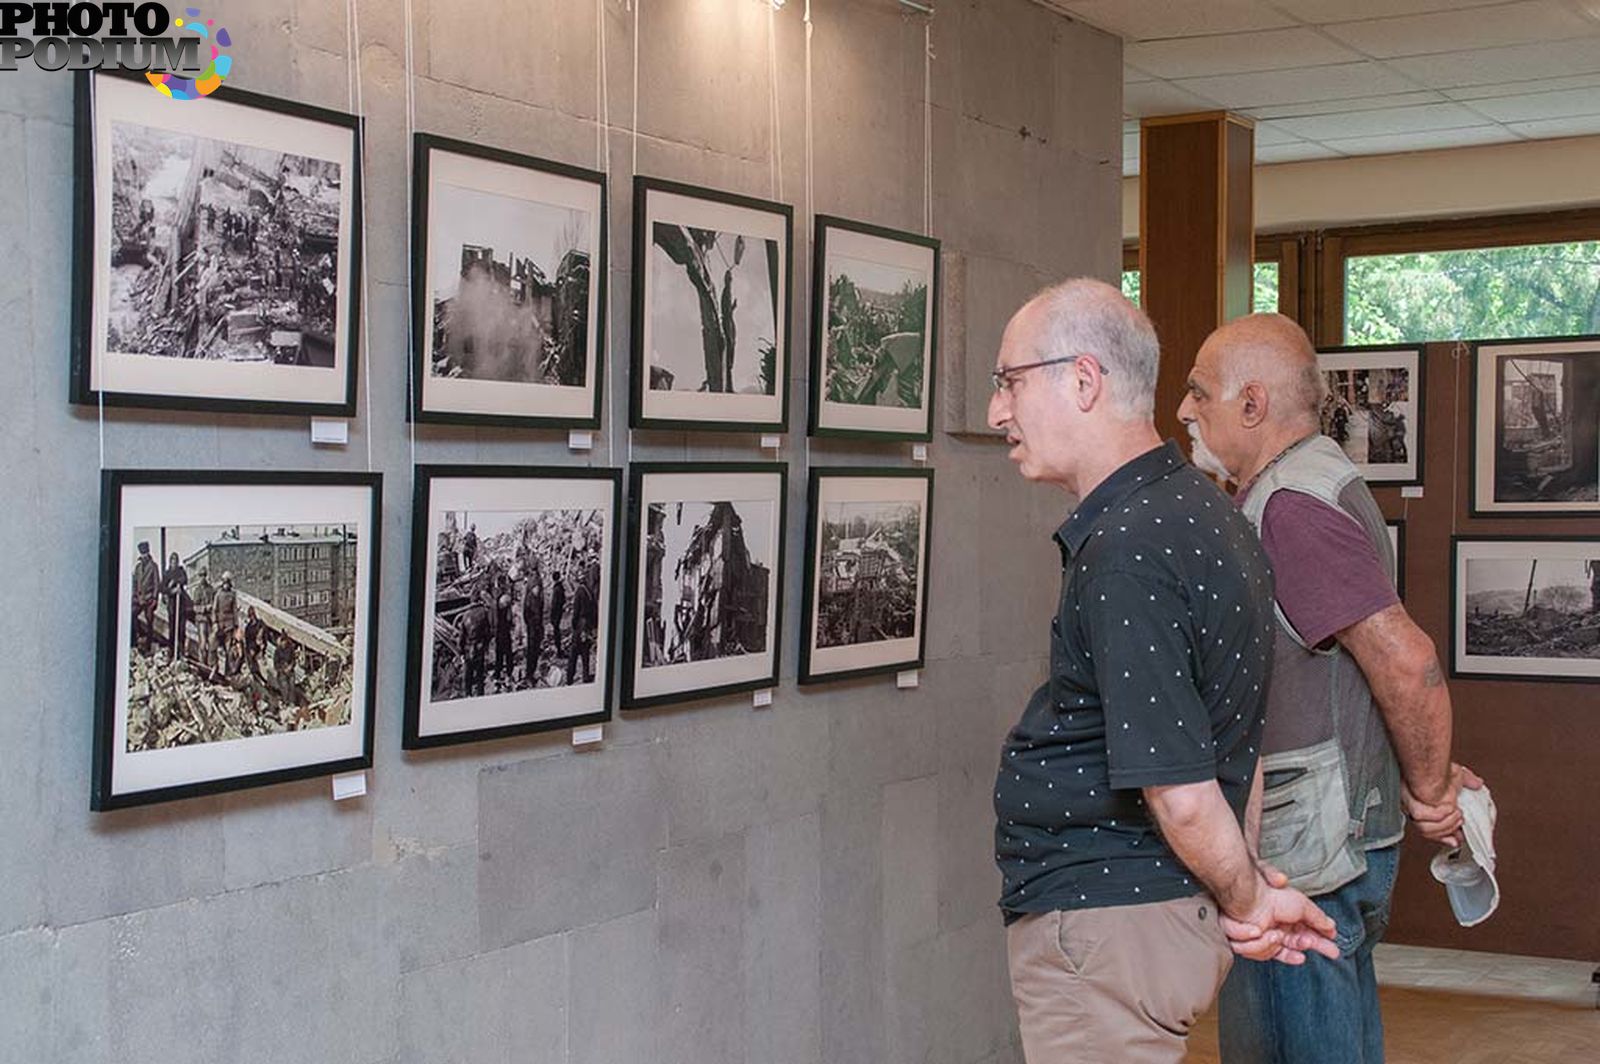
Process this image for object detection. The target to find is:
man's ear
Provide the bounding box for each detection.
[1239,381,1270,428]
[1075,360,1105,412]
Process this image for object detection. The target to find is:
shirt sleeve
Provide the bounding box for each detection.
[1259,490,1399,648]
[1079,568,1219,790]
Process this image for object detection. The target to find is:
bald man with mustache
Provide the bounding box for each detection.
[1178,314,1483,1064]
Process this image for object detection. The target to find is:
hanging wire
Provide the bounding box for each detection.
[90,72,106,470]
[923,18,933,236]
[403,0,418,481]
[1450,341,1468,534]
[597,0,612,470]
[628,0,640,465]
[803,0,813,471]
[348,0,375,472]
[768,1,783,202]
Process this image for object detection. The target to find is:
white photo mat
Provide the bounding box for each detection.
[415,475,615,736]
[1453,537,1600,681]
[88,74,356,406]
[1317,347,1421,484]
[108,481,374,798]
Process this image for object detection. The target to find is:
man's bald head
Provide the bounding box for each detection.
[1013,278,1160,419]
[1200,313,1325,428]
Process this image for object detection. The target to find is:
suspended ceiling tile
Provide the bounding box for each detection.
[1462,86,1600,122]
[1275,102,1492,140]
[1253,123,1307,147]
[1255,141,1347,163]
[1052,0,1297,41]
[1317,125,1520,155]
[1506,113,1600,138]
[1268,0,1513,22]
[1319,1,1591,59]
[1245,91,1448,121]
[1175,62,1422,110]
[1122,79,1225,117]
[1386,38,1600,89]
[1125,28,1362,79]
[1445,73,1600,101]
[1125,67,1157,84]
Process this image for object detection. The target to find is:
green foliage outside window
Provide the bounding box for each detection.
[1253,262,1279,314]
[1345,241,1600,344]
[1121,269,1141,306]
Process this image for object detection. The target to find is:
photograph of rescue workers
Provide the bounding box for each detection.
[429,508,605,701]
[124,523,358,752]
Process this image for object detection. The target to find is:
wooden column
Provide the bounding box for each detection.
[1139,112,1255,441]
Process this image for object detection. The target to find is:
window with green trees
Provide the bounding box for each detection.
[1121,269,1141,305]
[1344,240,1600,344]
[1118,263,1279,313]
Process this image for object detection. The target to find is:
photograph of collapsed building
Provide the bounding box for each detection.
[1315,346,1423,485]
[642,499,774,668]
[1485,347,1600,510]
[123,523,360,753]
[106,122,342,367]
[428,507,605,702]
[822,257,928,410]
[427,190,591,389]
[1453,537,1600,681]
[648,222,780,396]
[814,501,923,649]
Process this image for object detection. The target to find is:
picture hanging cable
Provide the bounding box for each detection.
[598,0,614,470]
[1451,341,1467,535]
[803,0,813,472]
[90,71,106,471]
[403,0,418,479]
[923,18,933,236]
[350,0,375,473]
[768,1,782,202]
[631,0,641,179]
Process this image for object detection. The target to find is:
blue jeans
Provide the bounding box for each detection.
[1217,843,1400,1064]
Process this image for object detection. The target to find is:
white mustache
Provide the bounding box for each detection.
[1187,423,1233,481]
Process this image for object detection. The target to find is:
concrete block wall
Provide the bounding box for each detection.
[0,1,1121,1060]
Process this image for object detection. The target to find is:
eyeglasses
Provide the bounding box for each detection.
[990,355,1108,393]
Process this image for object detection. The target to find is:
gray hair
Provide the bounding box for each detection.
[1027,278,1160,419]
[1212,313,1327,427]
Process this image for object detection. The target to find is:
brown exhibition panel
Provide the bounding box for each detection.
[1379,342,1598,962]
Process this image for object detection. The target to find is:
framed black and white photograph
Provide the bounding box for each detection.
[72,71,362,416]
[1387,518,1406,602]
[630,176,791,432]
[799,468,933,684]
[1471,337,1600,516]
[1317,346,1424,485]
[411,135,606,428]
[809,216,938,440]
[403,466,621,748]
[1451,536,1600,683]
[93,470,381,810]
[621,463,787,709]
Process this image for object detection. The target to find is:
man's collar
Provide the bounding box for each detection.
[1053,440,1187,558]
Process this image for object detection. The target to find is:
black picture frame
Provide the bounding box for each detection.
[1449,535,1600,684]
[798,467,934,684]
[1315,344,1426,487]
[620,461,788,710]
[409,134,608,429]
[629,176,793,433]
[72,69,363,417]
[93,469,382,810]
[1386,518,1406,602]
[808,215,940,441]
[1468,335,1600,517]
[402,464,623,749]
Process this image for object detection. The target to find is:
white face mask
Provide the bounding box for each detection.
[1187,421,1234,482]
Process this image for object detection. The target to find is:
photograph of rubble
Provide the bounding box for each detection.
[631,177,791,431]
[412,136,606,428]
[1452,537,1600,683]
[800,469,932,684]
[810,216,939,440]
[93,470,380,810]
[75,72,361,415]
[1316,346,1423,485]
[1473,338,1600,515]
[404,467,619,748]
[623,463,786,709]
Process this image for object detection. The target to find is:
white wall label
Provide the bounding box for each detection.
[311,418,349,445]
[1401,485,1424,498]
[752,688,773,708]
[572,723,604,746]
[568,430,594,451]
[331,771,366,800]
[897,669,920,689]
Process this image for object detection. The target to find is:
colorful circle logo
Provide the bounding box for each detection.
[146,7,234,101]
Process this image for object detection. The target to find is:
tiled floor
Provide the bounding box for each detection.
[1186,945,1600,1063]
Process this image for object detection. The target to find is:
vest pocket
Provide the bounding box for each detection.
[1256,739,1365,896]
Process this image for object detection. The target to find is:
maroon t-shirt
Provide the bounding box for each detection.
[1257,490,1398,647]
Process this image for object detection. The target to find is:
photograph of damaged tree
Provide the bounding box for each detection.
[411,136,606,428]
[93,471,381,810]
[404,466,620,749]
[1452,536,1600,683]
[809,216,939,440]
[631,177,791,431]
[74,71,362,416]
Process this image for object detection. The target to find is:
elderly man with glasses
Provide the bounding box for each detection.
[988,279,1337,1064]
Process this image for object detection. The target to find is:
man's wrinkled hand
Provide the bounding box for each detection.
[1403,762,1483,848]
[1222,884,1340,966]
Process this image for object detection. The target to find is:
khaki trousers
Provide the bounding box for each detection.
[1006,895,1234,1064]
